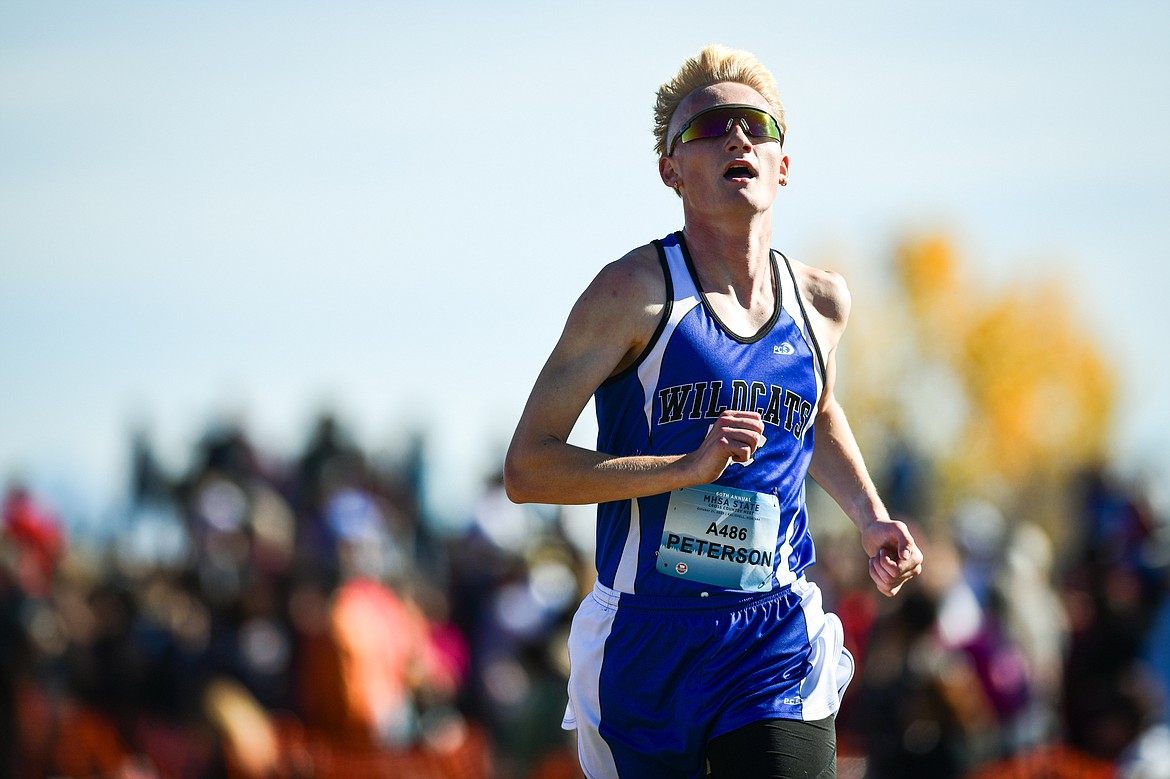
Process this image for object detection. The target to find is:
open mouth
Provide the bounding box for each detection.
[724,165,756,180]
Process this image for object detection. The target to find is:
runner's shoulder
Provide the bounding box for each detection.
[582,242,667,318]
[788,255,851,326]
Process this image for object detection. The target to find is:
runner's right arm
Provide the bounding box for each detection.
[504,246,764,506]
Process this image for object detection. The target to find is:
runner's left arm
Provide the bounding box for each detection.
[808,381,922,597]
[802,271,922,597]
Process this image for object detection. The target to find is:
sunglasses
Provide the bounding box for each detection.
[667,104,784,156]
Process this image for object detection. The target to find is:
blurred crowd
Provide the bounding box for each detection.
[2,414,1170,779]
[1,416,583,779]
[824,468,1170,779]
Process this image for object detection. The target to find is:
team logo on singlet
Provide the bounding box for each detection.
[657,378,813,438]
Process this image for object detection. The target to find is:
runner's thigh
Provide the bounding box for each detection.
[707,716,836,779]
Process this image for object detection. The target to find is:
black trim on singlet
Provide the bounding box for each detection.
[778,250,828,382]
[676,231,781,345]
[599,239,675,387]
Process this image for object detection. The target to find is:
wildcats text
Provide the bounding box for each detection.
[657,379,813,437]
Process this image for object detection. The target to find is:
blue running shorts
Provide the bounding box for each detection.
[563,577,853,779]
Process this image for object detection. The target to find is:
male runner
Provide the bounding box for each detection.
[504,45,923,779]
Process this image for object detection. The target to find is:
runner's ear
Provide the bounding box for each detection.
[660,155,682,192]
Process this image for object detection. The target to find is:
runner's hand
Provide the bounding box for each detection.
[861,518,923,597]
[681,410,766,485]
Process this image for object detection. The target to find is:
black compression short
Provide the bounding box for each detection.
[707,715,837,779]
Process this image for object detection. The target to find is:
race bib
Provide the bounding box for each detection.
[657,484,782,591]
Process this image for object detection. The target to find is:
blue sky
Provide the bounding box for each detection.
[2,1,1168,524]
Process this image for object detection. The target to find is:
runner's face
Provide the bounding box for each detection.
[660,82,788,212]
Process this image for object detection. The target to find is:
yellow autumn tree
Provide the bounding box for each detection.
[836,233,1116,541]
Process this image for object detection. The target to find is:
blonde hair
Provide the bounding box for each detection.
[653,44,786,158]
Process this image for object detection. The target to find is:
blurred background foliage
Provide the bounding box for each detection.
[839,233,1116,550]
